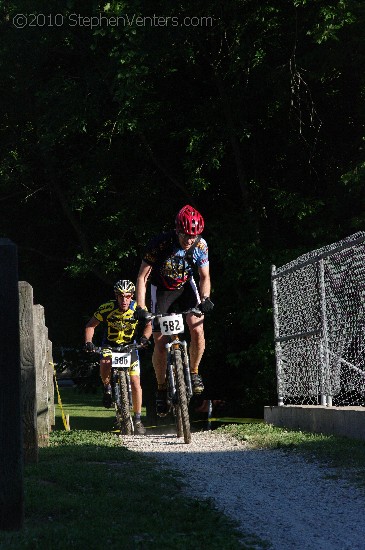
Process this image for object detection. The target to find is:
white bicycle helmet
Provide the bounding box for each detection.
[113,279,135,295]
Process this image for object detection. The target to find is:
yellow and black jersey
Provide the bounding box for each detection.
[93,299,138,345]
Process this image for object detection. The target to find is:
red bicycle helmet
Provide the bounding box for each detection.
[175,205,204,236]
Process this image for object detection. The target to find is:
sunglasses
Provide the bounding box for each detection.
[118,293,133,299]
[178,233,197,241]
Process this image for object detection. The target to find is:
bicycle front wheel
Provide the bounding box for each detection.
[173,349,191,444]
[115,371,133,435]
[174,404,183,438]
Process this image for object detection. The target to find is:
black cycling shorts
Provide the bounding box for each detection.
[150,279,200,332]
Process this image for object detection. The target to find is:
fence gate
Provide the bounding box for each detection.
[272,232,365,407]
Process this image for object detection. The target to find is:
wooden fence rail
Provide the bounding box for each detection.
[19,282,55,462]
[0,239,24,530]
[1,241,54,531]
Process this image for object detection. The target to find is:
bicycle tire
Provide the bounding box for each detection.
[167,373,183,437]
[173,348,191,444]
[174,404,183,438]
[115,371,133,435]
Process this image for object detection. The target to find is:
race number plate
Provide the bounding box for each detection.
[112,352,131,368]
[160,314,184,335]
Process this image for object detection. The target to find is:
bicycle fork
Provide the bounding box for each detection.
[165,338,193,401]
[181,341,193,398]
[126,371,133,410]
[113,371,120,404]
[113,369,133,410]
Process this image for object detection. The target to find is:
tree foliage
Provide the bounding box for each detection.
[0,0,364,412]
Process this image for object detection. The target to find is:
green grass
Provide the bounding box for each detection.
[53,386,118,432]
[3,387,364,549]
[0,387,259,550]
[218,422,365,488]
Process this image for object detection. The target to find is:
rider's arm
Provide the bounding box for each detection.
[135,260,152,309]
[85,316,100,344]
[142,320,153,340]
[198,265,211,300]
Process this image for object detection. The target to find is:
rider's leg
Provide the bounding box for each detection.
[130,375,142,414]
[130,374,146,434]
[100,357,112,385]
[153,332,170,416]
[151,285,181,389]
[152,332,169,388]
[129,354,146,434]
[186,313,205,374]
[186,313,205,394]
[100,356,112,408]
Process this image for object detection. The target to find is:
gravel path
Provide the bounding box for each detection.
[121,430,365,550]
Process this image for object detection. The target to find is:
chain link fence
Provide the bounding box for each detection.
[272,232,365,407]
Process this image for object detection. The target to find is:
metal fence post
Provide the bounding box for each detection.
[0,239,24,530]
[319,259,331,406]
[271,265,284,406]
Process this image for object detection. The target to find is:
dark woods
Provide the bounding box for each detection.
[1,0,364,414]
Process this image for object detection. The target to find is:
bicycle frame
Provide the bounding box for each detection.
[147,308,202,443]
[166,335,193,402]
[95,343,139,435]
[111,363,134,433]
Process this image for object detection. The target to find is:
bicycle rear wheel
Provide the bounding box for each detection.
[115,371,133,435]
[173,349,191,444]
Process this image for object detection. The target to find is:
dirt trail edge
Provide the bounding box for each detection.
[121,431,365,550]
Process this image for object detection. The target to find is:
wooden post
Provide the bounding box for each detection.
[0,239,24,530]
[18,282,38,463]
[33,305,49,445]
[47,340,55,428]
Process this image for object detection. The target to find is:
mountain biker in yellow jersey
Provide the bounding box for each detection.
[84,280,152,435]
[134,205,214,416]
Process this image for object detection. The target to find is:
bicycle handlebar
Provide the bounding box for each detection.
[92,343,143,353]
[145,307,203,321]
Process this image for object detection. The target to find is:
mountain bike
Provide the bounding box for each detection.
[146,308,202,444]
[95,343,142,435]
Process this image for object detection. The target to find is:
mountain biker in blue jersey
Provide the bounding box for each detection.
[84,279,152,435]
[135,205,214,416]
